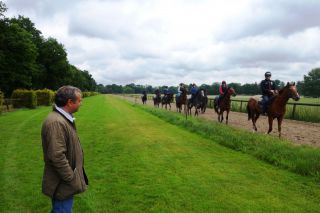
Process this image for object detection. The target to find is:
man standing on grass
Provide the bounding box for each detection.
[41,86,88,213]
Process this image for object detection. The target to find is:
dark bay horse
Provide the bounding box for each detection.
[213,87,236,124]
[187,89,207,116]
[141,93,147,104]
[161,94,174,110]
[176,87,188,113]
[200,89,208,113]
[153,91,161,107]
[247,82,300,137]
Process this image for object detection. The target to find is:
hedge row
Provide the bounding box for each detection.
[36,89,55,106]
[11,89,37,109]
[0,90,4,114]
[83,91,99,98]
[5,89,98,110]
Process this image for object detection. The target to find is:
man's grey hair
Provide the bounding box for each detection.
[55,86,82,107]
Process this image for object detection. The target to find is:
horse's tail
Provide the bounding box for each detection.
[213,99,219,113]
[247,99,253,120]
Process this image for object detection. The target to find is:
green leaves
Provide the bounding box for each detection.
[0,2,97,97]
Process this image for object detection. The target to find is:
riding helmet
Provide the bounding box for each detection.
[265,71,271,77]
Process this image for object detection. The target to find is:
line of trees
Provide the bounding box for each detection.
[95,69,319,98]
[0,2,96,97]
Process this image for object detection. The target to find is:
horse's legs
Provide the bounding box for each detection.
[277,116,283,137]
[221,112,224,123]
[253,113,259,131]
[226,110,229,124]
[267,116,273,134]
[194,107,198,116]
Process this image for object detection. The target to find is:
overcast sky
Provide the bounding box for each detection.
[4,0,320,86]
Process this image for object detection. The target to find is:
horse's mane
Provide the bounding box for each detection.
[278,82,295,95]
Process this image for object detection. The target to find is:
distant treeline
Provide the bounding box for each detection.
[96,82,277,95]
[0,2,96,97]
[96,68,320,97]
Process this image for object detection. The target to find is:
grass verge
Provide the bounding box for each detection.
[134,100,320,180]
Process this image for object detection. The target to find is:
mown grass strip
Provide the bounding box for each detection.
[132,99,320,180]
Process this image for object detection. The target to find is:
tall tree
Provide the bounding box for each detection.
[10,16,45,89]
[0,22,37,95]
[0,1,6,18]
[302,68,320,97]
[38,37,70,90]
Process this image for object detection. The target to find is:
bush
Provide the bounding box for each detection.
[82,91,99,98]
[0,90,4,114]
[11,89,37,109]
[36,89,54,106]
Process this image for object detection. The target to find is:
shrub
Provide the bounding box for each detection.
[36,89,54,106]
[11,89,37,109]
[82,91,99,98]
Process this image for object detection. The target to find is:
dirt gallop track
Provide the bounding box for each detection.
[122,96,320,147]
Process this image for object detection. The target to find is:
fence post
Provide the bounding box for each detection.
[240,101,243,112]
[292,103,296,119]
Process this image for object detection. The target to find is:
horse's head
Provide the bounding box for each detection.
[228,87,236,97]
[181,86,187,94]
[285,82,300,101]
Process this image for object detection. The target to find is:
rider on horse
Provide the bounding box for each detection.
[217,81,228,107]
[176,83,184,97]
[260,71,277,114]
[190,83,198,103]
[163,86,172,99]
[154,88,160,97]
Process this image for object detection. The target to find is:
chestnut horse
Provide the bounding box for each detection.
[247,82,300,137]
[176,87,188,113]
[213,87,236,124]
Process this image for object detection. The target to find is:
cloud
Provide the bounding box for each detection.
[3,0,320,86]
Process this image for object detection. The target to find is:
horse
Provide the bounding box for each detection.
[200,89,208,113]
[213,87,236,124]
[141,93,147,104]
[153,92,161,107]
[161,93,174,110]
[175,87,188,113]
[187,89,207,116]
[247,82,300,137]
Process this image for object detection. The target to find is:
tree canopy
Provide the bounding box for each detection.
[0,2,96,96]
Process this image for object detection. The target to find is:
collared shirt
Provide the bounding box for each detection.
[54,104,75,123]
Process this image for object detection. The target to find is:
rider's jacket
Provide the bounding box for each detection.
[190,87,198,95]
[219,85,228,95]
[164,89,170,95]
[260,79,276,97]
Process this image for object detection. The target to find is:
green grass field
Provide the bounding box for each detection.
[1,95,320,212]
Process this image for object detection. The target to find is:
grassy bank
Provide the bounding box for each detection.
[134,99,320,179]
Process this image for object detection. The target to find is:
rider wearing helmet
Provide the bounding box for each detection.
[190,83,198,102]
[177,83,184,97]
[163,86,169,97]
[260,71,277,114]
[218,80,228,105]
